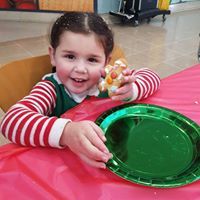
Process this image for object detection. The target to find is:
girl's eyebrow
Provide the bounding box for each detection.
[89,54,102,58]
[62,50,74,53]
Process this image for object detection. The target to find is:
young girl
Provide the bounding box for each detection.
[0,11,160,169]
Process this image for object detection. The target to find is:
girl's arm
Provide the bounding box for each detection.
[131,68,161,100]
[0,80,69,148]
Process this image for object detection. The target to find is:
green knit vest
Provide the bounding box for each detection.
[45,75,108,117]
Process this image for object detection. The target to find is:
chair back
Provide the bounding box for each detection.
[0,55,52,112]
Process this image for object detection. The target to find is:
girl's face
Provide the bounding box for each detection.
[49,31,109,94]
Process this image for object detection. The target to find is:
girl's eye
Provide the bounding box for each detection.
[65,54,75,60]
[88,58,98,63]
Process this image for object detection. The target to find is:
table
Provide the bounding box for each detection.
[1,64,200,200]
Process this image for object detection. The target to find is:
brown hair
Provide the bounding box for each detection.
[50,11,114,59]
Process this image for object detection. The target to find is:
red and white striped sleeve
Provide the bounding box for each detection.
[0,80,70,148]
[131,68,160,101]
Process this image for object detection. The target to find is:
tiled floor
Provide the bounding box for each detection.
[0,9,200,145]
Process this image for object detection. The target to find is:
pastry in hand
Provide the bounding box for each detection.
[99,58,128,97]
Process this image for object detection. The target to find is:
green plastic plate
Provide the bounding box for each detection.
[96,103,200,188]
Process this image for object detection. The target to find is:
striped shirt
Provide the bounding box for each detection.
[0,68,160,148]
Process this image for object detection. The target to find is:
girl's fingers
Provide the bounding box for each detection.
[111,85,133,101]
[114,84,131,96]
[89,121,107,142]
[79,134,111,162]
[79,153,107,169]
[122,68,132,76]
[123,75,136,84]
[87,121,109,153]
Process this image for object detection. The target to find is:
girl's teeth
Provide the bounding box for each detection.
[75,78,83,82]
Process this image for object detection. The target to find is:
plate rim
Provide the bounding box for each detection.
[95,103,200,188]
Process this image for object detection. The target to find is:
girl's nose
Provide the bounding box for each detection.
[74,61,87,74]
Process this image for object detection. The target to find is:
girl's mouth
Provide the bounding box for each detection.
[72,78,86,82]
[71,77,87,84]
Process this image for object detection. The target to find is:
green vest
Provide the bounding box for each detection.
[45,75,108,117]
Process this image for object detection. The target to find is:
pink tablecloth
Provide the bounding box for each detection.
[1,64,200,200]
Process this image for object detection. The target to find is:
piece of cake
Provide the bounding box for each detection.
[99,58,128,97]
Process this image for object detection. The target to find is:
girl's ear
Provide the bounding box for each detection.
[49,45,56,66]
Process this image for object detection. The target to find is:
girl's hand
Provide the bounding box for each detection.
[111,68,135,101]
[60,120,112,169]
